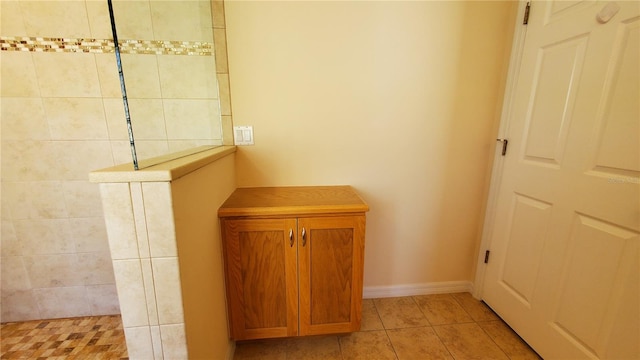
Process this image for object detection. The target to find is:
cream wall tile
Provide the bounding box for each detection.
[63,181,104,218]
[0,1,27,36]
[142,182,176,257]
[32,52,101,98]
[69,217,110,253]
[110,140,137,165]
[43,98,109,140]
[167,139,222,154]
[152,257,184,324]
[124,326,154,360]
[150,325,164,360]
[85,0,112,39]
[103,98,130,140]
[78,251,115,285]
[1,256,31,291]
[1,220,21,256]
[0,52,40,97]
[87,284,120,315]
[20,1,91,38]
[130,183,150,258]
[95,54,122,98]
[217,73,231,116]
[4,181,68,219]
[1,185,12,219]
[1,141,61,181]
[150,1,213,42]
[160,323,188,360]
[211,1,225,29]
[54,140,114,180]
[112,259,149,327]
[1,98,49,140]
[14,219,74,255]
[134,140,171,162]
[100,183,139,260]
[24,254,83,288]
[221,115,233,145]
[128,99,167,139]
[33,286,91,319]
[213,29,228,74]
[0,290,41,322]
[157,56,217,99]
[120,54,162,99]
[163,99,221,140]
[140,258,159,325]
[110,1,154,40]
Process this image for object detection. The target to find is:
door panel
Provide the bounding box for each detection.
[591,18,639,174]
[500,193,552,305]
[552,215,637,355]
[239,230,288,329]
[298,216,365,335]
[309,228,354,325]
[523,35,587,166]
[222,218,298,339]
[482,1,639,359]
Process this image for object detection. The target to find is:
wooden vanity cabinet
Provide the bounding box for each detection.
[218,186,368,341]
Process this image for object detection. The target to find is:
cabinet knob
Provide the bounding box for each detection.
[289,229,294,247]
[302,227,307,246]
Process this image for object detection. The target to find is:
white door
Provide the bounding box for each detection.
[481,1,639,359]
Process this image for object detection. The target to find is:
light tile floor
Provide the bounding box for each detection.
[0,293,541,360]
[234,292,542,360]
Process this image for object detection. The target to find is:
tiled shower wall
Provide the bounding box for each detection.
[0,0,228,322]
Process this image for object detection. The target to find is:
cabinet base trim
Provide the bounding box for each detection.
[363,281,474,299]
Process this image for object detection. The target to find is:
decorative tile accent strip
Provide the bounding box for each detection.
[0,36,213,56]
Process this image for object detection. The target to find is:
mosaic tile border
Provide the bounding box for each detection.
[0,36,213,56]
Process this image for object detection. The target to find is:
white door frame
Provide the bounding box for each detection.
[473,0,531,300]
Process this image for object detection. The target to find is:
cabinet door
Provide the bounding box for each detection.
[222,218,298,340]
[298,215,366,335]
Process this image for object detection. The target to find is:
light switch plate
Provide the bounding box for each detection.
[233,126,254,145]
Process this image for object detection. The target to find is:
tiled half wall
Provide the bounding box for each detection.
[0,0,233,323]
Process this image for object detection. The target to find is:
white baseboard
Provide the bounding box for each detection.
[363,281,474,299]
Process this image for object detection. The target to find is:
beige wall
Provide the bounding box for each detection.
[226,1,517,288]
[172,153,235,359]
[0,0,225,322]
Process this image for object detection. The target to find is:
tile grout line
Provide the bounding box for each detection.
[370,299,399,360]
[451,294,512,360]
[418,294,459,360]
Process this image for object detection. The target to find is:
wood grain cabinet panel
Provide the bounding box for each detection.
[219,186,368,340]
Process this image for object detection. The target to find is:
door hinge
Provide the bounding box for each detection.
[523,2,531,25]
[484,250,491,264]
[496,138,508,156]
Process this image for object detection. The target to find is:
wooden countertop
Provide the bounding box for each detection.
[218,186,369,218]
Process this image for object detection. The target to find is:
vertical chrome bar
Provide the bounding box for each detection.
[107,0,138,170]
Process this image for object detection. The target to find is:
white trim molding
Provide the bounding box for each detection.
[363,281,474,299]
[473,0,532,300]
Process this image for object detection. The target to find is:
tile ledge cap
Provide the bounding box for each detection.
[89,145,236,183]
